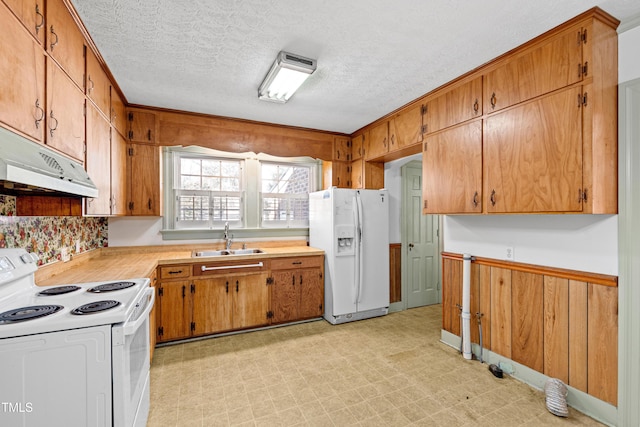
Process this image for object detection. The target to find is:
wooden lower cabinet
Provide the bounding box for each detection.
[441,253,618,405]
[149,270,158,362]
[271,256,324,324]
[156,256,324,342]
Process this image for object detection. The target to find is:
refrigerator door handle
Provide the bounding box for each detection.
[352,193,360,304]
[356,192,365,304]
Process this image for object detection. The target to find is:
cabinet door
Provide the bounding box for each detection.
[423,77,482,134]
[389,103,424,149]
[3,0,44,44]
[46,59,85,161]
[86,49,111,118]
[366,122,389,160]
[111,89,127,137]
[351,159,363,189]
[192,278,233,335]
[0,3,45,142]
[334,136,351,162]
[110,130,127,215]
[423,120,482,214]
[299,268,324,319]
[331,162,351,188]
[233,273,269,329]
[127,110,156,143]
[484,23,582,113]
[484,87,583,213]
[157,281,190,342]
[46,0,85,89]
[351,133,365,160]
[127,143,160,215]
[85,103,111,215]
[271,270,299,323]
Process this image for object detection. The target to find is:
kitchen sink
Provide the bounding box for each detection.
[192,248,264,257]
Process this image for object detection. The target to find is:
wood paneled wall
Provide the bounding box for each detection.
[389,243,402,303]
[441,252,618,406]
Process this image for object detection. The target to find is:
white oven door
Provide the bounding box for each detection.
[112,287,154,427]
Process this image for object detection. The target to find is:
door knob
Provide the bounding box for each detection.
[408,243,414,250]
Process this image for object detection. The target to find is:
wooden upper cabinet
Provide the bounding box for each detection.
[46,59,85,161]
[484,23,583,113]
[127,109,156,143]
[366,121,389,160]
[127,143,161,215]
[484,86,583,213]
[85,103,112,216]
[323,161,351,189]
[422,120,482,214]
[46,0,85,89]
[0,3,45,142]
[110,130,128,215]
[351,132,366,160]
[111,89,126,137]
[3,0,45,44]
[423,77,482,134]
[389,103,424,149]
[333,136,351,162]
[86,49,111,118]
[351,159,384,190]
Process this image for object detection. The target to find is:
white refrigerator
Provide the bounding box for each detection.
[309,188,389,324]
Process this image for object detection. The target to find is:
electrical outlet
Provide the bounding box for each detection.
[61,247,70,263]
[506,246,514,260]
[75,240,81,253]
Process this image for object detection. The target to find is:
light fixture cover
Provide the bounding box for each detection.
[258,51,317,103]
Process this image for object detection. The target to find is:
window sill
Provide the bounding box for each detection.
[160,227,309,241]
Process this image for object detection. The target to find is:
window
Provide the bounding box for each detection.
[175,156,243,229]
[261,162,312,228]
[164,146,319,236]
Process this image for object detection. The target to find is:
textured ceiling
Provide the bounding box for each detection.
[71,0,640,134]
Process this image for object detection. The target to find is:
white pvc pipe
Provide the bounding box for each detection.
[462,253,472,360]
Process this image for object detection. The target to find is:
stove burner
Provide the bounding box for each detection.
[0,305,64,324]
[87,281,136,293]
[71,300,120,315]
[37,285,81,296]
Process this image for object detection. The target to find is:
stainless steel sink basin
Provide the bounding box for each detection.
[229,248,264,255]
[192,248,264,257]
[192,250,230,257]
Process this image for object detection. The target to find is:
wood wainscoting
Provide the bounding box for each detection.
[441,252,618,406]
[389,243,402,304]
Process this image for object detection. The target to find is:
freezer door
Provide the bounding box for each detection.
[356,190,390,312]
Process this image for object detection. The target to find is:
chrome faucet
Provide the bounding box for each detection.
[223,222,233,250]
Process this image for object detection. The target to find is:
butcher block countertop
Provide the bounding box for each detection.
[35,243,324,287]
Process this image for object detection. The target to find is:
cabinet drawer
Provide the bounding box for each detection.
[159,265,190,279]
[271,256,323,270]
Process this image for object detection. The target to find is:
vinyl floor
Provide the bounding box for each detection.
[148,305,603,426]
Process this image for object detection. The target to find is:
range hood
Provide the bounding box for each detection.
[0,127,98,198]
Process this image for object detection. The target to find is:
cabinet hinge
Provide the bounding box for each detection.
[319,272,323,279]
[582,92,588,107]
[158,326,163,337]
[191,283,195,293]
[347,140,351,148]
[128,147,134,156]
[582,62,588,77]
[581,29,587,44]
[190,322,195,332]
[128,112,134,122]
[128,130,134,140]
[128,201,134,211]
[158,287,164,297]
[266,311,273,319]
[421,104,427,115]
[578,188,588,203]
[423,142,428,152]
[423,200,428,210]
[266,277,274,285]
[421,125,427,134]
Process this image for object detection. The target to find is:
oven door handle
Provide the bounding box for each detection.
[122,287,155,336]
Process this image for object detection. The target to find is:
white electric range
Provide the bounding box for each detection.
[0,248,154,427]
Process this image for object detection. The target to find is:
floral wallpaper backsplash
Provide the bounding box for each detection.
[0,195,108,265]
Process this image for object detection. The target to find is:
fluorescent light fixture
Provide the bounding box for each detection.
[258,51,316,103]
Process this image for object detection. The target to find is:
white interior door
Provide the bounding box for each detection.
[403,162,440,308]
